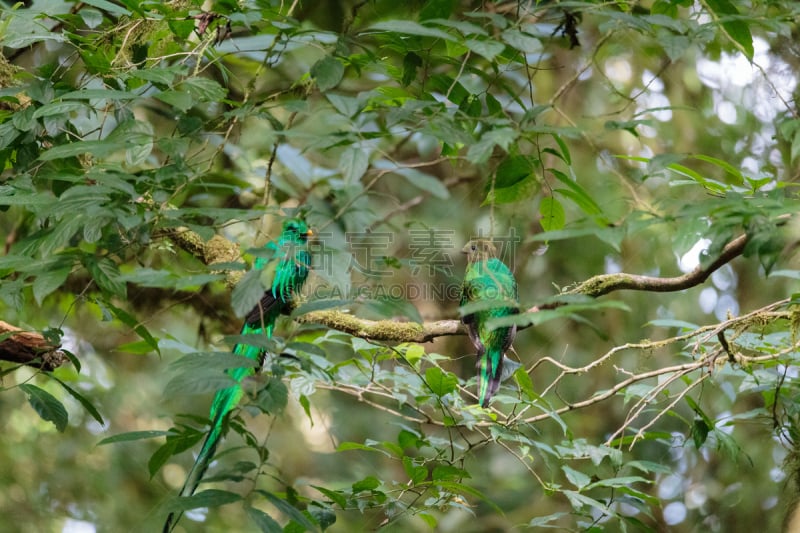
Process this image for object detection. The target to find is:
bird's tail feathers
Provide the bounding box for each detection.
[162,384,243,532]
[478,348,505,408]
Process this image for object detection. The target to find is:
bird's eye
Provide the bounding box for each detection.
[471,244,477,251]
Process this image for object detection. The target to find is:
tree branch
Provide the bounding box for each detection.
[0,321,66,371]
[563,233,749,297]
[158,225,759,342]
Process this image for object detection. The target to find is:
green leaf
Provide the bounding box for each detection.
[501,28,542,53]
[403,456,428,484]
[247,506,282,533]
[164,369,238,397]
[31,101,86,119]
[401,52,423,86]
[435,481,502,513]
[154,90,194,112]
[33,267,71,305]
[311,56,345,92]
[585,475,651,490]
[529,512,569,527]
[562,465,591,490]
[352,475,380,492]
[52,376,104,425]
[19,384,68,432]
[549,169,604,219]
[98,430,170,445]
[61,89,140,101]
[369,20,456,41]
[339,146,368,184]
[312,486,347,508]
[255,490,319,532]
[82,0,131,16]
[467,127,518,164]
[690,154,744,184]
[166,489,242,511]
[254,377,289,414]
[103,301,160,354]
[231,268,265,318]
[148,440,177,478]
[539,197,565,232]
[393,168,450,199]
[703,0,753,60]
[465,38,505,61]
[432,464,468,481]
[425,367,458,397]
[39,138,129,161]
[484,155,538,205]
[181,77,228,102]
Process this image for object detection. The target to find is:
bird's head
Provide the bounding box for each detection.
[282,218,314,243]
[462,239,498,262]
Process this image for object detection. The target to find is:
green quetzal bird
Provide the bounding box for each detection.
[460,239,519,407]
[163,218,312,532]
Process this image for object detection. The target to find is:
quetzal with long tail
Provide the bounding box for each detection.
[163,218,312,532]
[460,239,519,408]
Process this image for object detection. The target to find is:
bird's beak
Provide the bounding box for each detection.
[306,228,314,238]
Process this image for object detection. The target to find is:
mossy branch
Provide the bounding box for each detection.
[162,226,759,342]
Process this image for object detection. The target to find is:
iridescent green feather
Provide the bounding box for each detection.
[460,240,518,407]
[163,218,311,532]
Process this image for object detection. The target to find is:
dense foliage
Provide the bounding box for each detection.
[1,0,799,531]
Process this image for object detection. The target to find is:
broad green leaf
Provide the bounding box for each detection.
[82,0,131,16]
[403,456,428,484]
[103,301,160,353]
[33,267,71,305]
[39,139,129,161]
[432,464,469,481]
[539,197,565,232]
[19,384,68,432]
[247,506,282,533]
[690,154,744,184]
[585,475,651,490]
[256,490,319,532]
[393,168,450,199]
[31,101,86,119]
[339,146,368,184]
[61,89,140,100]
[703,0,753,60]
[562,465,591,490]
[484,155,538,205]
[84,256,127,298]
[369,20,456,41]
[166,489,242,511]
[163,369,238,397]
[351,476,380,492]
[254,377,289,414]
[501,28,542,54]
[98,430,170,445]
[51,377,104,425]
[148,440,177,478]
[529,512,569,527]
[425,367,458,396]
[311,56,345,92]
[181,77,228,102]
[231,268,265,318]
[465,38,505,61]
[467,127,518,164]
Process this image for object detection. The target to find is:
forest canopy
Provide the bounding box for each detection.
[1,0,799,531]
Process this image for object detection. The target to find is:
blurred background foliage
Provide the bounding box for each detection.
[1,0,800,531]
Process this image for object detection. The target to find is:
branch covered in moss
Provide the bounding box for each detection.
[564,234,749,297]
[161,226,761,342]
